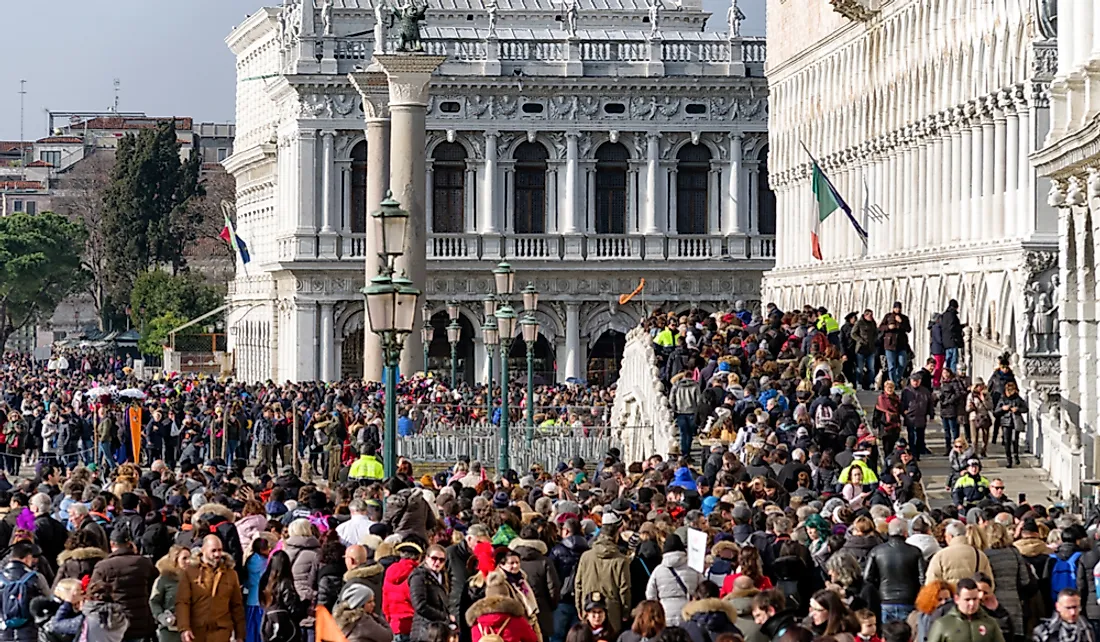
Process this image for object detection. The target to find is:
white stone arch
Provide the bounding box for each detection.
[583,304,642,348]
[426,303,482,335]
[525,304,564,343]
[337,302,365,337]
[668,136,722,163]
[336,133,366,162]
[503,135,555,160]
[427,135,477,161]
[586,133,635,161]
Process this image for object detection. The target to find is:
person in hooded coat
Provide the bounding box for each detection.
[283,518,322,607]
[509,527,560,638]
[464,573,540,642]
[574,519,631,630]
[409,544,452,642]
[548,518,588,642]
[644,534,701,627]
[342,543,385,616]
[382,542,422,640]
[53,529,108,588]
[680,598,743,642]
[149,545,191,642]
[725,576,766,642]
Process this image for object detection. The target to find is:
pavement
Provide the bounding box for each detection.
[853,390,1060,509]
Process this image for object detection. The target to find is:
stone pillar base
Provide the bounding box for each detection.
[644,235,666,259]
[318,232,339,259]
[321,38,337,73]
[725,234,748,259]
[482,235,503,260]
[646,40,664,77]
[562,234,585,259]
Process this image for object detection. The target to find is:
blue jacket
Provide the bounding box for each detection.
[397,416,415,436]
[243,552,267,606]
[670,467,697,491]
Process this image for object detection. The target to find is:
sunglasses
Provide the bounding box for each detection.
[429,555,446,562]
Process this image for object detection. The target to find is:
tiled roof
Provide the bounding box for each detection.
[26,161,53,168]
[65,117,194,131]
[0,142,31,154]
[0,181,45,190]
[35,136,83,144]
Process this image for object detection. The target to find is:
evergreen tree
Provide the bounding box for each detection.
[0,212,88,349]
[101,120,203,318]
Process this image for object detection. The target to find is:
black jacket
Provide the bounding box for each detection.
[409,565,450,641]
[33,515,67,574]
[864,536,926,606]
[445,540,474,618]
[317,561,345,612]
[993,393,1027,429]
[941,307,965,349]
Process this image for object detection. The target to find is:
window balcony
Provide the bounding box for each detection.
[424,233,776,262]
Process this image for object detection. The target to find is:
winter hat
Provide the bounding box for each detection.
[663,533,686,553]
[340,583,374,609]
[493,491,510,509]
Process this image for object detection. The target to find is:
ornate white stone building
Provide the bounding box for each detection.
[762,0,1063,484]
[1032,0,1100,499]
[224,0,774,385]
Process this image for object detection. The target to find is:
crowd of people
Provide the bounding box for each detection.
[0,299,1088,642]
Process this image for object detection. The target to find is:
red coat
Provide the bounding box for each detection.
[466,596,539,642]
[382,558,418,634]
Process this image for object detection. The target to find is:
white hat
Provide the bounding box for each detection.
[543,482,560,497]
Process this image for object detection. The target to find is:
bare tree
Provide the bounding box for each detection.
[51,151,115,330]
[185,167,237,283]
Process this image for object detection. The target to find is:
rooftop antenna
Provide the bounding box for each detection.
[112,78,121,113]
[18,80,27,179]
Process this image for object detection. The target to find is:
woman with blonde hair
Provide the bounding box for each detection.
[983,522,1032,636]
[966,379,993,457]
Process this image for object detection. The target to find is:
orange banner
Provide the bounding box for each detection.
[128,406,142,463]
[315,606,349,642]
[618,278,645,305]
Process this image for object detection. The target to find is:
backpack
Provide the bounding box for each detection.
[0,568,37,630]
[814,403,835,428]
[477,617,511,642]
[1049,552,1082,603]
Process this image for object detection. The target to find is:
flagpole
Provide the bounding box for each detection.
[800,140,868,247]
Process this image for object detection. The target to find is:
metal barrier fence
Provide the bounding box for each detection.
[396,425,647,471]
[399,404,613,431]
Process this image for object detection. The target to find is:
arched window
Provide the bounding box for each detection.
[432,142,466,233]
[595,142,628,234]
[676,144,710,235]
[350,141,367,233]
[513,142,548,234]
[758,145,776,234]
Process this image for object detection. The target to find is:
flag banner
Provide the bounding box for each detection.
[220,212,252,264]
[619,278,645,305]
[804,142,866,260]
[315,606,349,642]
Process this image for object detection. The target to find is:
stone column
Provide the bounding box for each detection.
[726,133,743,236]
[374,54,446,377]
[1003,92,1019,240]
[320,302,335,382]
[929,133,944,246]
[959,117,973,243]
[564,303,581,382]
[969,103,983,243]
[482,132,501,257]
[318,130,338,258]
[708,163,722,235]
[348,72,391,382]
[563,133,584,258]
[1016,93,1033,237]
[992,97,1007,238]
[642,133,664,256]
[464,163,477,232]
[981,102,996,232]
[949,122,963,242]
[425,162,435,230]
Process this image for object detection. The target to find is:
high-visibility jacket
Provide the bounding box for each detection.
[655,328,676,347]
[817,313,840,335]
[350,455,384,480]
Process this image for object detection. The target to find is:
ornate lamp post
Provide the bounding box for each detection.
[521,314,540,443]
[492,260,516,473]
[363,192,419,477]
[420,304,433,373]
[482,318,499,422]
[495,304,517,473]
[447,319,462,387]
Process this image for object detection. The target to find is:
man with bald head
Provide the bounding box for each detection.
[343,543,384,614]
[176,535,246,642]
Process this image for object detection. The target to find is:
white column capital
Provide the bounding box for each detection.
[373,54,446,107]
[320,129,337,140]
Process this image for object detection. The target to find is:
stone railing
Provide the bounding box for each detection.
[610,325,676,463]
[333,35,765,73]
[425,233,776,262]
[341,233,368,258]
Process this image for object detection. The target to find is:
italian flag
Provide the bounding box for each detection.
[810,161,853,261]
[220,211,251,264]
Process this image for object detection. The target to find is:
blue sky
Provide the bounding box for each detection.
[0,0,765,140]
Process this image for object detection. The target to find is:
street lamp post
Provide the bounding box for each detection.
[521,314,540,443]
[363,192,419,478]
[482,318,498,423]
[495,304,517,473]
[492,261,516,473]
[420,304,433,373]
[447,319,462,387]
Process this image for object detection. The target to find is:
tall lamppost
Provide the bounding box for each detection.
[492,261,516,472]
[482,318,498,423]
[420,304,433,373]
[520,283,540,442]
[446,301,461,387]
[363,192,419,477]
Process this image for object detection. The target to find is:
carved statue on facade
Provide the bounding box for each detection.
[390,0,428,52]
[565,0,579,38]
[321,0,334,36]
[1035,0,1057,40]
[726,0,744,39]
[486,0,498,36]
[648,0,661,38]
[373,0,389,53]
[1026,272,1060,355]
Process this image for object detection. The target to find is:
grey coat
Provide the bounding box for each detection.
[644,551,701,626]
[984,546,1033,635]
[669,379,703,416]
[284,535,322,604]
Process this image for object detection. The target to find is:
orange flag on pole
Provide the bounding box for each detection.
[315,606,349,642]
[619,278,645,305]
[128,406,142,463]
